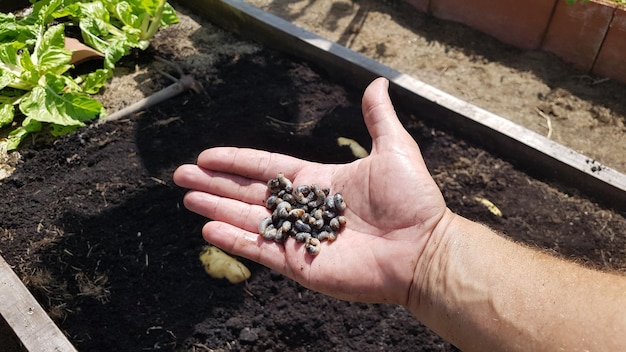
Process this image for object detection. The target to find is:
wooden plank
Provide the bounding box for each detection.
[0,255,77,352]
[177,0,626,210]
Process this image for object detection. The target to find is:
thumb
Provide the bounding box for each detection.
[362,77,413,153]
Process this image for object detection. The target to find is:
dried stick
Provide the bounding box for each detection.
[95,58,203,126]
[535,107,553,139]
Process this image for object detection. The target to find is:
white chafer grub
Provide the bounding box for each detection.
[260,174,347,256]
[295,232,311,243]
[259,217,272,235]
[305,237,321,255]
[275,201,292,219]
[333,193,346,212]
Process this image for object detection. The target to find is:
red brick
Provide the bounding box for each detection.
[405,0,430,13]
[593,6,626,83]
[543,0,616,71]
[430,0,557,49]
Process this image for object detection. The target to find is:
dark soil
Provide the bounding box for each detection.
[2,13,626,352]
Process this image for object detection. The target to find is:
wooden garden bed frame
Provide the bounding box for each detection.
[0,255,77,351]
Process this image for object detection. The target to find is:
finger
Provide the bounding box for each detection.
[196,147,314,182]
[361,77,415,154]
[174,165,267,206]
[183,191,268,233]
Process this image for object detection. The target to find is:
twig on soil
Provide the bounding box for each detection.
[572,74,611,85]
[535,107,553,139]
[94,57,204,126]
[191,343,213,351]
[264,114,317,128]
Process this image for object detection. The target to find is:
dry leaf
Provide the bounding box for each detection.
[474,197,502,217]
[199,246,251,284]
[65,37,104,65]
[337,137,369,159]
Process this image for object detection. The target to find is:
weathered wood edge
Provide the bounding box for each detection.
[0,255,77,352]
[177,0,626,211]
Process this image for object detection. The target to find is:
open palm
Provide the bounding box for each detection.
[173,78,447,306]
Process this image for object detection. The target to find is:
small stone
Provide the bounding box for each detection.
[239,327,259,343]
[225,317,243,330]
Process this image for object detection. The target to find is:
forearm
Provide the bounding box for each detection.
[411,211,626,351]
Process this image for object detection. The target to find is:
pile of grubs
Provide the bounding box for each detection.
[259,173,347,255]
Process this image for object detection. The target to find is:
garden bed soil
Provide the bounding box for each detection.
[1,4,626,351]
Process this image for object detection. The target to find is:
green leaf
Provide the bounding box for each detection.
[78,2,112,31]
[21,117,42,133]
[82,68,111,94]
[0,12,16,26]
[0,6,41,45]
[32,24,72,76]
[5,117,42,150]
[103,38,129,69]
[19,74,102,127]
[62,93,104,122]
[40,72,68,93]
[50,1,82,18]
[160,3,179,26]
[113,2,142,28]
[0,42,21,67]
[32,0,64,25]
[127,0,160,16]
[0,68,15,90]
[78,16,113,54]
[16,49,40,89]
[0,103,14,128]
[0,42,33,90]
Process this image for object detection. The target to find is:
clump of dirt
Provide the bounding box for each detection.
[0,4,625,352]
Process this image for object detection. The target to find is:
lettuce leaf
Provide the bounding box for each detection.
[19,73,103,126]
[81,68,111,94]
[1,0,178,150]
[0,103,14,127]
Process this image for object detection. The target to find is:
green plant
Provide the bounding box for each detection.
[0,0,178,150]
[54,0,178,69]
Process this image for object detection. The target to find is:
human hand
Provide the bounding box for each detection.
[173,77,451,306]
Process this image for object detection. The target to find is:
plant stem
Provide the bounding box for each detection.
[143,0,167,41]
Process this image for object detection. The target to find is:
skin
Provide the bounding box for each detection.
[174,77,626,351]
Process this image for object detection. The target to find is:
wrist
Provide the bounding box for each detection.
[407,210,503,350]
[405,210,537,350]
[405,208,459,315]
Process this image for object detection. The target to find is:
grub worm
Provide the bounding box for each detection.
[259,174,347,256]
